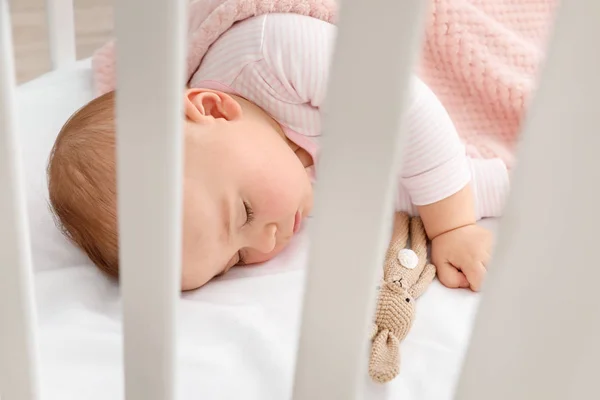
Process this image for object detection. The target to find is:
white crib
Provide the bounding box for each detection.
[1,0,600,399]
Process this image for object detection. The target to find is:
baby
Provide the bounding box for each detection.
[48,13,509,291]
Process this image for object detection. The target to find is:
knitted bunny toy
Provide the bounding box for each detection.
[369,211,436,383]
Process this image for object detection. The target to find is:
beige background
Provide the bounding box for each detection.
[10,0,113,83]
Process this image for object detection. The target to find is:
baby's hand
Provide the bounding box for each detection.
[431,224,493,292]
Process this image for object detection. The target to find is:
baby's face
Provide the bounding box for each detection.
[180,95,313,290]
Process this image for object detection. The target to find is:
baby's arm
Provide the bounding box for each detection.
[417,185,475,239]
[418,185,493,291]
[401,78,505,291]
[399,77,509,217]
[261,14,505,290]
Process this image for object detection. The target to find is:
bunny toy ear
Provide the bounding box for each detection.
[369,329,401,383]
[409,263,437,299]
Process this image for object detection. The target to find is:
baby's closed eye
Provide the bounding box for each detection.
[243,201,254,225]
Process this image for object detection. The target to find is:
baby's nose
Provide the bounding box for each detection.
[252,223,277,253]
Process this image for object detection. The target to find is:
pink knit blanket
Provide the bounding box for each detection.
[92,0,558,167]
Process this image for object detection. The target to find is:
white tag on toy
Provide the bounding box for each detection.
[397,249,418,269]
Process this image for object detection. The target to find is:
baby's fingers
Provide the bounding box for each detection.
[436,263,470,289]
[462,261,487,292]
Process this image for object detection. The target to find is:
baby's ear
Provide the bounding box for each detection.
[184,88,242,123]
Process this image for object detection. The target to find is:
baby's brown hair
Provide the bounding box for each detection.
[47,91,119,277]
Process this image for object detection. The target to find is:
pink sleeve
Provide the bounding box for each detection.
[399,78,472,205]
[399,78,509,217]
[468,158,509,219]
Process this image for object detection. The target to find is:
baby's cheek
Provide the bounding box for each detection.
[257,155,306,200]
[268,188,296,212]
[250,177,296,214]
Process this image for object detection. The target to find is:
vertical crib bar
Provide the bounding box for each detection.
[45,0,76,69]
[455,1,600,399]
[292,0,428,398]
[0,1,41,400]
[115,0,186,399]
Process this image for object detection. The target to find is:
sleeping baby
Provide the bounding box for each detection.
[47,12,509,291]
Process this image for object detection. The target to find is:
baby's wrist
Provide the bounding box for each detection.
[417,184,476,240]
[430,222,476,241]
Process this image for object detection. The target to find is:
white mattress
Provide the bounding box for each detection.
[16,60,496,400]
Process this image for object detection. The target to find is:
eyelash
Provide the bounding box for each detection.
[243,201,254,225]
[236,201,254,266]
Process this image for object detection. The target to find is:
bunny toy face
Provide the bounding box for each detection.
[375,279,416,341]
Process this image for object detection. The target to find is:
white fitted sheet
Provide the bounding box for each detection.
[16,60,493,399]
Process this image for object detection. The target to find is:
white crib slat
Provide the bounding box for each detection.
[292,0,429,398]
[0,1,41,399]
[45,0,76,69]
[115,1,186,399]
[455,1,600,399]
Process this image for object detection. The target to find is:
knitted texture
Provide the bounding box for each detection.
[369,212,436,383]
[91,0,558,166]
[418,0,559,168]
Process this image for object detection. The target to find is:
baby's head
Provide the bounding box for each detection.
[48,88,313,290]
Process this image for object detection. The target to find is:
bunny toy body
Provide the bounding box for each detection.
[369,212,437,383]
